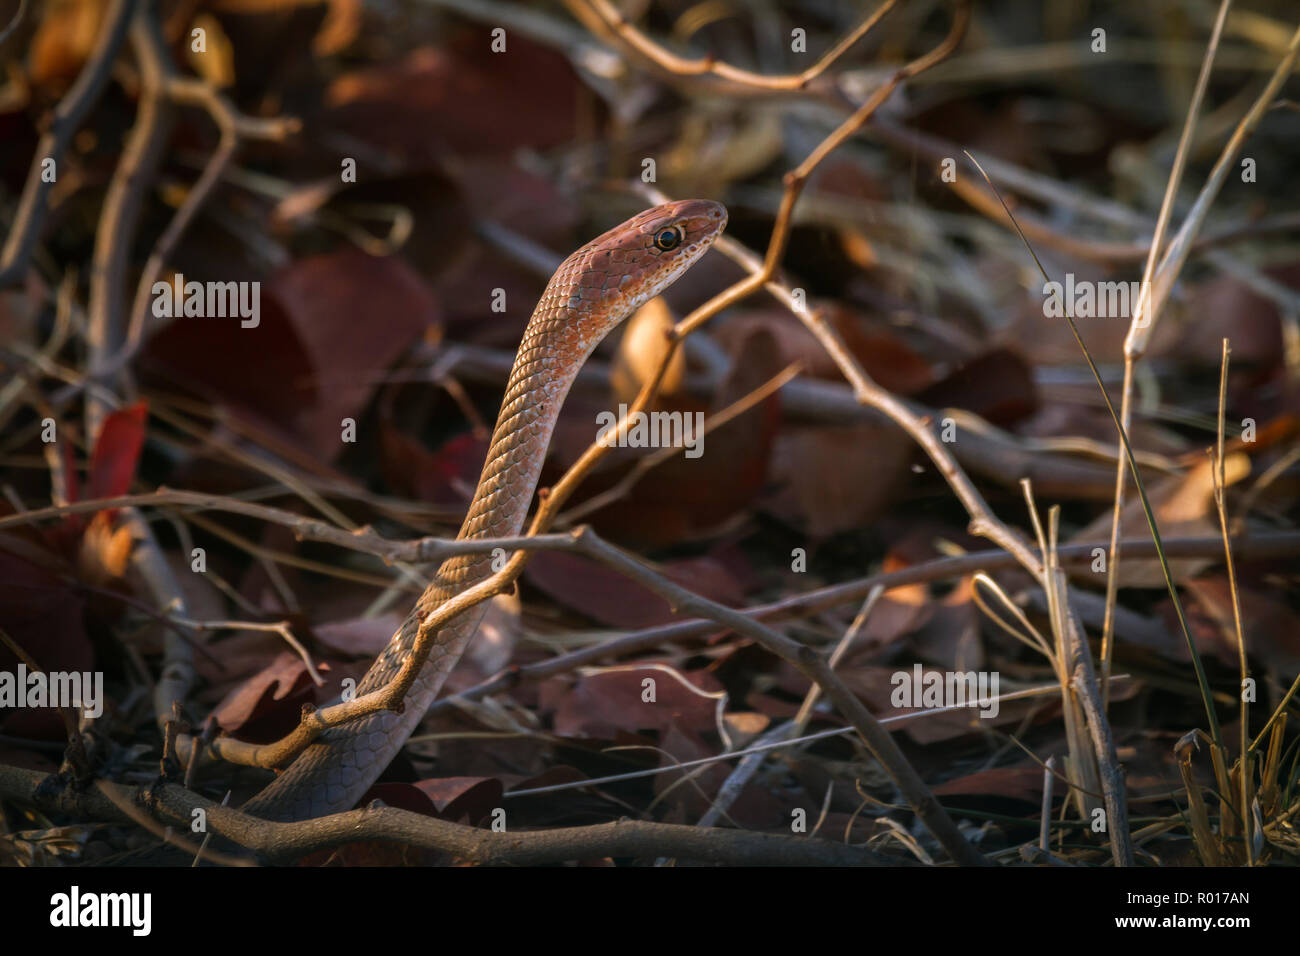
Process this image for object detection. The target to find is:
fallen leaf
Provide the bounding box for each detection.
[611,297,685,404]
[411,776,504,824]
[765,421,913,537]
[1176,576,1300,675]
[186,14,236,88]
[525,550,741,629]
[932,766,1043,803]
[212,650,318,739]
[265,250,438,457]
[547,666,724,742]
[917,347,1037,425]
[0,548,91,739]
[552,325,780,546]
[837,664,1051,744]
[324,36,583,161]
[75,512,133,587]
[87,402,148,503]
[27,0,103,88]
[379,426,486,508]
[312,613,404,658]
[1071,454,1250,587]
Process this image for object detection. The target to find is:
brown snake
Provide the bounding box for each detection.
[242,199,728,820]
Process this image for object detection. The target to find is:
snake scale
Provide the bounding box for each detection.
[242,199,728,820]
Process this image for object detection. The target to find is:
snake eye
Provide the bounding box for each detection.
[654,227,682,251]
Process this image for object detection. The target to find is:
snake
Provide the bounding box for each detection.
[242,199,728,820]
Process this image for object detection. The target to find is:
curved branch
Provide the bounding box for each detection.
[0,765,896,866]
[0,0,139,286]
[566,0,896,94]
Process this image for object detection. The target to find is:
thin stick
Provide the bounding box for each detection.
[1211,339,1252,864]
[966,150,1221,748]
[0,764,893,866]
[567,0,897,93]
[1101,0,1234,712]
[1040,755,1057,852]
[0,0,139,285]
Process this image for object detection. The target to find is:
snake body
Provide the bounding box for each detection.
[243,199,728,820]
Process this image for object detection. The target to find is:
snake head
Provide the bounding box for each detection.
[548,199,728,338]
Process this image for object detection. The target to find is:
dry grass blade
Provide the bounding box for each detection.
[1101,0,1233,713]
[965,150,1221,748]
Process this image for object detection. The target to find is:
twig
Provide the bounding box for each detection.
[566,0,897,94]
[125,511,198,733]
[89,778,251,867]
[428,337,1174,499]
[872,116,1300,324]
[184,518,986,864]
[1062,597,1135,865]
[207,0,973,858]
[968,155,1153,865]
[671,1,971,347]
[1019,845,1074,866]
[1126,17,1300,361]
[2,478,1294,660]
[0,627,79,746]
[85,10,174,435]
[0,0,139,286]
[114,65,299,376]
[694,584,883,832]
[1101,16,1300,746]
[1211,339,1252,864]
[1102,0,1232,713]
[1023,485,1106,846]
[637,180,1040,574]
[1039,755,1056,852]
[0,764,896,866]
[945,174,1300,263]
[507,680,1118,801]
[0,0,28,46]
[556,361,802,526]
[169,616,324,686]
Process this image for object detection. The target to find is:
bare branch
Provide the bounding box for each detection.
[0,764,897,866]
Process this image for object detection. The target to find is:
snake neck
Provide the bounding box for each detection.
[433,302,592,592]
